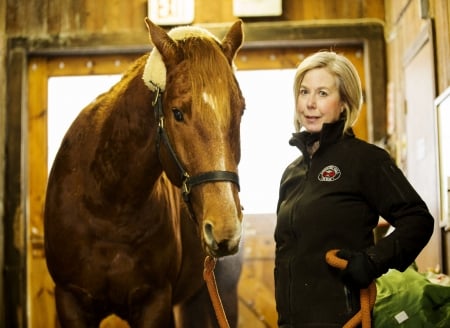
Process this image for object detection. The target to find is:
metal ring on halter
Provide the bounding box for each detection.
[181,172,191,201]
[151,86,160,106]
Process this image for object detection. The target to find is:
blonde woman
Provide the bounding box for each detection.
[274,51,434,327]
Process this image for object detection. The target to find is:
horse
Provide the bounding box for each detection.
[44,18,245,328]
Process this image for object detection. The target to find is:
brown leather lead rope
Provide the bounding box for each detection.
[203,256,230,328]
[326,249,377,328]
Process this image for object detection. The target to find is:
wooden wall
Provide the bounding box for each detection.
[384,0,450,273]
[0,0,7,325]
[5,0,384,36]
[384,0,450,161]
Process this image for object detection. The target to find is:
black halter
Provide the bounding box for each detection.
[152,88,240,204]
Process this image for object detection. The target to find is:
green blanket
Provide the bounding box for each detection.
[373,265,450,327]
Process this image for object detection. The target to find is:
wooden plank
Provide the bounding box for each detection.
[434,0,450,92]
[4,46,28,328]
[238,214,277,327]
[27,58,48,243]
[47,54,141,76]
[27,57,58,328]
[28,257,57,328]
[238,270,277,327]
[284,0,384,21]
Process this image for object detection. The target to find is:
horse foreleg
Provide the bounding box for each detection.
[129,284,175,328]
[54,284,102,328]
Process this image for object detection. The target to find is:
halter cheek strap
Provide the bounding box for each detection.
[152,88,240,204]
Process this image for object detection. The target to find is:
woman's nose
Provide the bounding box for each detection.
[306,94,316,108]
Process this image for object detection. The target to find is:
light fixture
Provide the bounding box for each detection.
[148,0,195,25]
[233,0,282,17]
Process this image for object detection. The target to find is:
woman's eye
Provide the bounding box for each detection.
[299,89,308,95]
[172,108,184,122]
[319,90,328,96]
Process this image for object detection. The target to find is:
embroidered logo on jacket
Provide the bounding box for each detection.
[318,165,341,181]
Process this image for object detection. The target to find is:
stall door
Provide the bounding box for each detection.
[404,24,442,272]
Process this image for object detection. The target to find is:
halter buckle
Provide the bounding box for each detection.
[181,172,191,201]
[152,87,160,107]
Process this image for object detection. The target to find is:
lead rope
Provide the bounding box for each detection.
[325,249,377,328]
[203,256,230,328]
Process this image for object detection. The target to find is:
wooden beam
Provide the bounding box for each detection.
[4,43,28,328]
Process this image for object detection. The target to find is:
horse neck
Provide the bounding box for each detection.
[91,57,163,204]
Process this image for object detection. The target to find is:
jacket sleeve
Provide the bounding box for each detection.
[360,150,434,275]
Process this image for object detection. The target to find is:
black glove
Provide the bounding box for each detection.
[336,249,378,289]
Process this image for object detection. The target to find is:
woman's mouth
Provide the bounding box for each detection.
[304,115,320,123]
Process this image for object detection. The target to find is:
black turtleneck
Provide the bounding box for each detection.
[288,119,352,159]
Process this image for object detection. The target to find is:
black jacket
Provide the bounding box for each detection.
[274,120,434,327]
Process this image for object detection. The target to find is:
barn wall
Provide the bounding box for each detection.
[5,0,384,37]
[384,0,450,160]
[383,0,450,273]
[0,0,7,325]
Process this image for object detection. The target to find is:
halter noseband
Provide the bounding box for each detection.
[152,88,240,203]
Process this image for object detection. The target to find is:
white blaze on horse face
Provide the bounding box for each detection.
[202,91,217,112]
[201,90,228,170]
[199,91,242,252]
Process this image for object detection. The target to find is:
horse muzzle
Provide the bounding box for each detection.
[202,219,242,257]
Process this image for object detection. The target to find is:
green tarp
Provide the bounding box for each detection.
[374,265,450,327]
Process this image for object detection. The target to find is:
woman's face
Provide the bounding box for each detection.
[296,68,344,133]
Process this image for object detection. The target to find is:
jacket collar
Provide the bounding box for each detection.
[289,120,354,156]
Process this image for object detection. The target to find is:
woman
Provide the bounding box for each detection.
[274,51,434,327]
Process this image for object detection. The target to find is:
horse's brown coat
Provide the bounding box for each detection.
[44,19,245,327]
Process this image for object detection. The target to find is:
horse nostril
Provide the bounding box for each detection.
[204,221,212,235]
[203,221,218,250]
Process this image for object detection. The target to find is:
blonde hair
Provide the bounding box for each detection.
[293,51,363,133]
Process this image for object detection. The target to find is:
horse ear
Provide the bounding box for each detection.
[221,20,244,64]
[144,18,179,64]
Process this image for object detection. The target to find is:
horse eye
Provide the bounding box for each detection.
[172,108,184,122]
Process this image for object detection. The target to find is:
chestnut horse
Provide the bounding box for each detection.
[44,18,245,327]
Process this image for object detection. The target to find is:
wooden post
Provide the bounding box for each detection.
[4,41,28,328]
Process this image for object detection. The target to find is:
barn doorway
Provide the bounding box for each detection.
[28,45,366,327]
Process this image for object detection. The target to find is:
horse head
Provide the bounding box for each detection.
[143,19,245,258]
